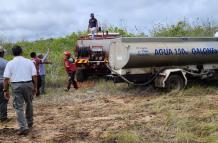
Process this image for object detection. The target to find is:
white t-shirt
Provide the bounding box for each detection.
[215,32,218,38]
[4,56,37,82]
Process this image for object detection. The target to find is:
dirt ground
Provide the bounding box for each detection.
[0,81,157,143]
[1,81,218,143]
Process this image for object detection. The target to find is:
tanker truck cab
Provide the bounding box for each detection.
[75,32,120,82]
[108,37,218,91]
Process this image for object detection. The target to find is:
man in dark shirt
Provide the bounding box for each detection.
[30,52,42,96]
[88,13,98,39]
[0,46,8,123]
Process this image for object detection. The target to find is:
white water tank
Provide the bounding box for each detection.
[109,37,218,70]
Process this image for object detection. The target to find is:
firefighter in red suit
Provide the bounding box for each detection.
[64,51,78,91]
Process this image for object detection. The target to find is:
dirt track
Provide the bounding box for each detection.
[0,82,157,143]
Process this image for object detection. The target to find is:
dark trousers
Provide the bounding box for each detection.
[67,72,78,90]
[36,75,41,96]
[0,83,8,121]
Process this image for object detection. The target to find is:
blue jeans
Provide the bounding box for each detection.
[40,75,46,94]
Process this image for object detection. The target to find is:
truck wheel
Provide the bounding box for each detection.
[165,74,185,91]
[76,69,87,82]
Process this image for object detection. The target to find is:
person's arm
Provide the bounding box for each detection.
[31,61,37,96]
[42,61,52,64]
[3,63,11,100]
[64,59,71,73]
[42,49,49,62]
[3,78,10,100]
[65,59,70,68]
[88,19,91,32]
[32,75,37,96]
[96,19,98,29]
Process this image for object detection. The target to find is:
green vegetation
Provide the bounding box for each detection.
[3,33,80,87]
[151,20,217,37]
[107,27,135,37]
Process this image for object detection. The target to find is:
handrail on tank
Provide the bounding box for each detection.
[79,32,120,40]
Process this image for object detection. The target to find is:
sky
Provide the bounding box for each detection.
[0,0,218,41]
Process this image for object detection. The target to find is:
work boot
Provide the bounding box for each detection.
[64,88,69,92]
[0,118,11,123]
[28,123,33,128]
[17,128,29,136]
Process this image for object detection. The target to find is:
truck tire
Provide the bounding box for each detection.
[165,74,185,91]
[76,69,87,82]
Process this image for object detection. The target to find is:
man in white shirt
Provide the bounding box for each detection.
[215,32,218,37]
[3,45,37,136]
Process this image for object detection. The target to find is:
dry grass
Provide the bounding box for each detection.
[41,81,218,143]
[1,80,218,143]
[104,130,141,143]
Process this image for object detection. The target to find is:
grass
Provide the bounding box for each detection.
[85,79,217,143]
[140,84,218,143]
[175,131,196,143]
[104,130,141,143]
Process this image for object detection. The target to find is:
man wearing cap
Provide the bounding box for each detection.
[88,13,98,39]
[0,45,8,122]
[3,45,37,135]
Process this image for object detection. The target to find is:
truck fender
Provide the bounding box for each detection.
[155,69,187,88]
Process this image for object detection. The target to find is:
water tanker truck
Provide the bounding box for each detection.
[108,36,218,90]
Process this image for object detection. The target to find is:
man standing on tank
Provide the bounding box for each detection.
[88,13,98,39]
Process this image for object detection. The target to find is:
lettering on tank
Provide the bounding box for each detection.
[154,48,218,56]
[155,49,174,55]
[155,48,188,55]
[137,47,149,56]
[191,48,218,55]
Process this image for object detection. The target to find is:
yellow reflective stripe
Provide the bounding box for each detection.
[77,59,88,64]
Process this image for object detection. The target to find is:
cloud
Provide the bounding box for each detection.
[0,0,217,41]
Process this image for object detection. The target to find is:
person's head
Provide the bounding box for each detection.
[90,13,94,18]
[37,53,43,59]
[30,52,36,58]
[12,45,23,56]
[0,45,5,58]
[64,51,71,59]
